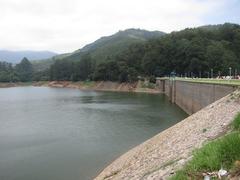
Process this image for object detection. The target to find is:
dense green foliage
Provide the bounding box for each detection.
[47,23,240,82]
[171,113,240,180]
[137,23,240,77]
[49,54,93,81]
[0,61,17,82]
[0,58,33,82]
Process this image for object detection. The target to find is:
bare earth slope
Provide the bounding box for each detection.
[95,90,240,180]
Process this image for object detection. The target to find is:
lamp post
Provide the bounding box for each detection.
[211,69,213,79]
[229,67,232,79]
[235,69,237,79]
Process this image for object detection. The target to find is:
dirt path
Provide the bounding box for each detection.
[95,90,240,180]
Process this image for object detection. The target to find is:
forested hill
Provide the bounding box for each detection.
[33,28,166,71]
[1,23,240,82]
[76,28,166,54]
[48,23,240,82]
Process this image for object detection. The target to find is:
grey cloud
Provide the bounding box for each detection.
[0,0,231,53]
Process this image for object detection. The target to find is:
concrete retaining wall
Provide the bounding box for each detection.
[156,79,237,114]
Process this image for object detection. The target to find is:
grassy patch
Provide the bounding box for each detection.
[171,132,240,179]
[175,77,240,86]
[189,133,240,170]
[171,170,188,180]
[232,113,240,131]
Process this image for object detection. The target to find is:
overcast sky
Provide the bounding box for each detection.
[0,0,239,53]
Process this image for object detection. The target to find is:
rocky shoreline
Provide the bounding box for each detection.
[95,90,240,180]
[40,81,161,94]
[0,81,160,94]
[0,82,33,88]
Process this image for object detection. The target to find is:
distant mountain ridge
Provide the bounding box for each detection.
[77,28,166,53]
[0,50,57,63]
[33,28,166,71]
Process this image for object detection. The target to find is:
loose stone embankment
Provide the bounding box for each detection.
[95,90,240,180]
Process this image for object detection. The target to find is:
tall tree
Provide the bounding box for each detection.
[15,57,33,82]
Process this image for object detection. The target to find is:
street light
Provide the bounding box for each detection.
[229,67,232,79]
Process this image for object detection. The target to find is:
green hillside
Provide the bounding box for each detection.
[48,23,240,82]
[32,29,165,71]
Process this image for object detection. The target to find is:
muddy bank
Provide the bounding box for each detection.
[40,81,160,94]
[95,90,240,180]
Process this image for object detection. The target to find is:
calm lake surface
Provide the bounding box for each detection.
[0,87,187,180]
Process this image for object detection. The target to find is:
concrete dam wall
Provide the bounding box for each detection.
[156,79,237,114]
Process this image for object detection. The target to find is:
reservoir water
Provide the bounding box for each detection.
[0,87,187,180]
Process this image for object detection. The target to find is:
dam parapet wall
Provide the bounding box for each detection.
[156,78,238,114]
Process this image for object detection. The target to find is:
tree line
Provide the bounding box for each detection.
[0,58,33,82]
[1,23,240,83]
